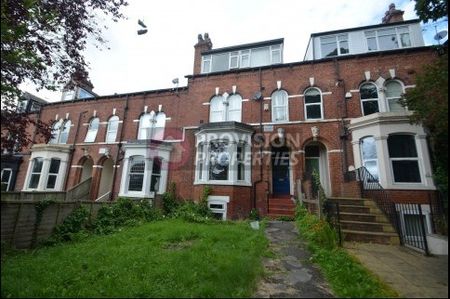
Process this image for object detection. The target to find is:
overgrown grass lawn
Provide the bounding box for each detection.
[2,219,268,298]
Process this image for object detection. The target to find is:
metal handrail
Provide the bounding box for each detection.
[354,166,402,240]
[95,191,111,202]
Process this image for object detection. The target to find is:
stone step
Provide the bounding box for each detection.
[269,202,296,209]
[339,212,384,223]
[268,208,295,216]
[328,197,373,207]
[340,220,395,233]
[338,204,371,214]
[342,229,400,245]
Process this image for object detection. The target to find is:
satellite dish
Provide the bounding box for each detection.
[434,30,448,41]
[252,91,263,101]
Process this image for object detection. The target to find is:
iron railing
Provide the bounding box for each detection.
[354,167,402,238]
[395,203,430,255]
[323,201,342,246]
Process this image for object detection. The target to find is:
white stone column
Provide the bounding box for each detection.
[22,157,34,190]
[119,157,130,196]
[57,160,68,191]
[158,159,169,194]
[375,136,389,188]
[416,134,435,188]
[143,157,153,197]
[38,158,51,190]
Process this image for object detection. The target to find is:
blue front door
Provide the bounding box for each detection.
[272,148,290,195]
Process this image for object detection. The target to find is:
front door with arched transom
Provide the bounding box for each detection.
[272,145,290,196]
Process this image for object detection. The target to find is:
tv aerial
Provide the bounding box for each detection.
[137,19,148,35]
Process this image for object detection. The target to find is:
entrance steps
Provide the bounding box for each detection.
[267,197,296,219]
[328,197,400,245]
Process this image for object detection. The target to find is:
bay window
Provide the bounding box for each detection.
[388,134,421,183]
[28,157,43,189]
[127,156,145,192]
[46,158,61,189]
[360,136,379,181]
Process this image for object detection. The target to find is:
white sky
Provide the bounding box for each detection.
[21,0,448,102]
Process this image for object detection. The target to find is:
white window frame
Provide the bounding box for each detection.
[49,119,63,144]
[1,168,13,191]
[384,80,406,112]
[28,157,44,189]
[45,158,61,190]
[150,157,162,193]
[84,117,100,143]
[271,90,289,122]
[126,155,146,193]
[105,116,119,143]
[59,120,71,144]
[360,82,380,116]
[360,136,379,181]
[270,44,282,64]
[207,195,230,220]
[388,134,422,184]
[209,94,242,123]
[229,51,239,69]
[201,55,212,73]
[304,87,324,120]
[138,111,166,140]
[240,50,250,68]
[320,34,349,58]
[365,26,411,52]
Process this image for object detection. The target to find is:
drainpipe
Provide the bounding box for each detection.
[252,68,267,212]
[333,58,350,179]
[109,95,129,201]
[64,110,88,191]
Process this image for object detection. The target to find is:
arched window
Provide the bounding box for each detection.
[153,112,166,140]
[271,90,288,122]
[388,134,421,183]
[360,136,379,181]
[227,94,242,122]
[28,157,44,189]
[138,111,155,140]
[360,83,379,116]
[106,116,119,143]
[84,117,99,143]
[59,120,71,144]
[304,88,323,119]
[385,81,405,112]
[49,119,63,144]
[210,95,224,122]
[127,156,145,191]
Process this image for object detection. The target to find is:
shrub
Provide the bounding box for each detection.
[162,183,179,214]
[171,200,212,223]
[44,206,90,245]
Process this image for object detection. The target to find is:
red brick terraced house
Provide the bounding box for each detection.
[3,4,446,252]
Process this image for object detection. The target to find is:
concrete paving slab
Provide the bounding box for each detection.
[345,242,448,298]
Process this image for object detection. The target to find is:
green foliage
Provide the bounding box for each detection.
[34,199,56,227]
[402,53,448,205]
[44,206,90,245]
[413,0,447,23]
[1,220,268,298]
[249,208,260,220]
[162,182,179,214]
[170,201,213,223]
[295,204,398,297]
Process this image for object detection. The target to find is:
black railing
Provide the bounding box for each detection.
[323,201,342,246]
[354,167,402,239]
[395,203,430,255]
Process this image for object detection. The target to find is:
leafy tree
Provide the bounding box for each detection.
[414,0,448,22]
[1,0,127,152]
[403,0,448,208]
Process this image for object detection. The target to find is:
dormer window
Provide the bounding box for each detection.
[365,26,411,51]
[320,34,349,58]
[201,41,283,74]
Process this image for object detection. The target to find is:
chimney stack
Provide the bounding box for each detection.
[382,3,404,24]
[193,33,212,75]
